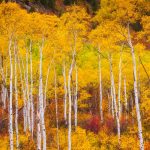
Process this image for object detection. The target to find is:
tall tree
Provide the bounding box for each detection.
[127,24,144,150]
[14,41,19,149]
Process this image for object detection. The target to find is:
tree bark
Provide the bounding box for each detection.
[109,54,121,143]
[8,38,13,150]
[29,40,34,138]
[39,39,46,150]
[25,47,31,131]
[98,50,103,123]
[107,91,111,114]
[111,78,114,118]
[0,54,8,109]
[68,50,76,150]
[68,30,76,150]
[124,77,128,120]
[63,62,67,124]
[37,110,41,150]
[74,63,78,128]
[14,41,19,149]
[54,65,60,150]
[118,52,122,119]
[128,24,144,150]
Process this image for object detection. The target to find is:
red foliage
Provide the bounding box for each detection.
[86,115,100,134]
[104,115,116,133]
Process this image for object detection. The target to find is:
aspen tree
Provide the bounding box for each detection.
[25,47,31,131]
[54,65,60,150]
[8,37,13,150]
[21,56,28,132]
[68,50,76,150]
[29,40,34,137]
[109,54,121,143]
[39,39,46,150]
[98,48,103,123]
[63,62,68,124]
[118,52,122,119]
[0,54,7,109]
[124,76,128,119]
[74,63,78,128]
[14,41,19,149]
[127,24,144,150]
[111,76,114,118]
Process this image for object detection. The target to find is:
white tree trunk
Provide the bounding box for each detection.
[14,42,19,149]
[111,78,114,118]
[25,48,31,132]
[107,91,111,114]
[54,66,60,150]
[37,110,41,150]
[98,52,103,123]
[118,53,122,119]
[1,80,7,109]
[128,25,144,150]
[0,54,7,109]
[109,54,121,143]
[74,63,78,128]
[68,51,76,150]
[39,40,46,150]
[63,62,67,124]
[68,30,77,150]
[131,95,134,124]
[68,67,72,150]
[124,77,128,113]
[137,70,141,101]
[8,38,13,150]
[29,41,34,138]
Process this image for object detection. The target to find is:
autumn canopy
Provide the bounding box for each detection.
[0,1,150,150]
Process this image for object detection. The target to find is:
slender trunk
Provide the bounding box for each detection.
[68,51,76,150]
[68,31,76,150]
[14,42,19,149]
[8,38,13,150]
[109,54,120,143]
[131,95,134,124]
[63,62,67,124]
[0,55,7,109]
[74,63,78,128]
[1,84,5,107]
[120,102,123,117]
[138,70,141,101]
[128,25,144,150]
[68,67,72,150]
[37,111,41,150]
[1,81,7,109]
[118,53,122,119]
[124,77,127,110]
[26,48,31,131]
[29,41,34,138]
[98,51,103,123]
[124,77,128,120]
[107,91,111,114]
[4,67,7,109]
[39,40,46,150]
[54,66,59,150]
[111,80,114,118]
